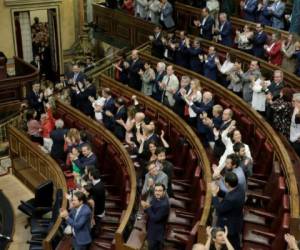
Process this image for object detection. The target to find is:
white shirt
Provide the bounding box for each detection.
[290,108,300,142]
[72,204,84,236]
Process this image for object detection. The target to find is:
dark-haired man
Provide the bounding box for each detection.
[213,153,247,193]
[233,142,253,179]
[210,172,245,250]
[89,168,105,237]
[141,183,170,250]
[60,191,92,249]
[113,97,127,140]
[71,144,97,173]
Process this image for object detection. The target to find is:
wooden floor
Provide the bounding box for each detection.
[0,173,33,250]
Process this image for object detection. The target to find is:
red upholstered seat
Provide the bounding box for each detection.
[253,141,274,178]
[144,107,157,120]
[250,129,266,160]
[239,116,254,145]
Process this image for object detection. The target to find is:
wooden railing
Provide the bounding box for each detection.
[55,100,138,250]
[92,2,300,235]
[0,57,39,105]
[7,126,67,250]
[0,115,20,143]
[174,1,290,39]
[139,49,300,217]
[97,70,212,242]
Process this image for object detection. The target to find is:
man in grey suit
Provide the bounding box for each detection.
[268,0,285,29]
[142,161,168,202]
[159,0,175,29]
[160,65,179,108]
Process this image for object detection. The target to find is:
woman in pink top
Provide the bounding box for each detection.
[27,109,43,144]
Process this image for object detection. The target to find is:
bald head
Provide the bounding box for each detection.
[131,50,139,60]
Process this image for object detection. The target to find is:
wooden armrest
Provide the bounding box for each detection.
[175,209,193,216]
[174,194,192,202]
[247,192,270,201]
[176,212,194,219]
[252,229,276,239]
[172,228,190,234]
[174,234,189,243]
[173,181,190,188]
[247,209,275,219]
[248,177,267,185]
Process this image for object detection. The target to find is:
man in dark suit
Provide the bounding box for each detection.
[216,13,233,47]
[141,183,170,250]
[252,23,268,59]
[60,191,92,249]
[152,62,166,102]
[50,119,68,161]
[76,78,96,118]
[173,75,191,117]
[211,172,245,250]
[173,31,189,69]
[101,88,116,131]
[128,50,144,91]
[265,70,285,122]
[240,0,258,21]
[113,97,127,141]
[27,83,44,117]
[186,38,203,74]
[89,168,105,237]
[71,143,98,174]
[194,8,215,40]
[202,46,218,81]
[68,64,86,84]
[150,26,165,59]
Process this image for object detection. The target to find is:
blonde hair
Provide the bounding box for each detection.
[213,104,223,116]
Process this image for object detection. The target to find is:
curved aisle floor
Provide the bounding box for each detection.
[0,174,33,250]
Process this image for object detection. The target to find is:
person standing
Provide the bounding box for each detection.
[210,172,245,250]
[89,168,106,237]
[141,183,170,250]
[60,191,92,250]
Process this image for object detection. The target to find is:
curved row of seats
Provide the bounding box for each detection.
[56,91,212,249]
[97,73,212,248]
[54,100,137,250]
[174,2,290,40]
[98,48,300,248]
[7,126,68,250]
[173,2,300,82]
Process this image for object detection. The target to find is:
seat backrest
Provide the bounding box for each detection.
[34,180,54,207]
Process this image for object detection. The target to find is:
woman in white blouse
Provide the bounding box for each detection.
[216,120,252,172]
[234,24,254,54]
[148,0,161,24]
[251,77,270,114]
[183,78,202,127]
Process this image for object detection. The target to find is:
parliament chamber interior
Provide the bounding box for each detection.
[0,0,300,249]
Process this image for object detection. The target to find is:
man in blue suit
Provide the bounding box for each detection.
[216,13,233,47]
[202,46,218,81]
[269,0,286,29]
[252,23,268,59]
[141,183,170,250]
[240,0,258,21]
[60,191,92,250]
[194,8,215,40]
[211,172,245,250]
[101,88,116,131]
